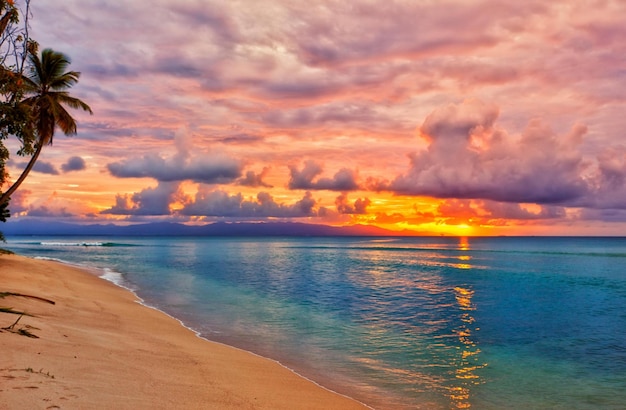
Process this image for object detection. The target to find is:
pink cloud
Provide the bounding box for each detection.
[391,99,590,204]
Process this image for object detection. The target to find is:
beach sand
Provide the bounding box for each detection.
[0,254,368,409]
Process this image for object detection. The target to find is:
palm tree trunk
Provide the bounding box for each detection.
[0,142,43,206]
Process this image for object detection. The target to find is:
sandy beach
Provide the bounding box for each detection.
[0,253,368,409]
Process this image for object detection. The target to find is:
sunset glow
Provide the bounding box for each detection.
[3,0,626,235]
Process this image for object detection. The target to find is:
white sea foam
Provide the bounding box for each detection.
[35,256,133,292]
[34,256,67,263]
[100,268,126,287]
[40,241,105,246]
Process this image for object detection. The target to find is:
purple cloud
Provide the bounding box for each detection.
[580,208,626,223]
[103,182,188,216]
[106,128,244,184]
[62,156,87,173]
[181,190,325,218]
[288,161,360,191]
[237,167,273,188]
[26,206,73,218]
[335,193,371,215]
[108,153,242,184]
[33,161,60,175]
[584,145,626,209]
[11,160,59,176]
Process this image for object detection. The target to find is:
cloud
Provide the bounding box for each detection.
[479,201,566,221]
[372,212,408,225]
[171,2,241,46]
[103,182,327,219]
[215,133,265,145]
[85,62,139,79]
[12,191,93,219]
[180,189,325,218]
[288,161,359,191]
[288,161,323,189]
[26,205,73,218]
[237,167,273,188]
[288,1,499,67]
[579,208,626,223]
[62,156,87,173]
[364,176,391,192]
[259,102,388,131]
[107,129,243,184]
[585,145,626,209]
[18,0,626,234]
[108,154,242,184]
[419,99,499,144]
[390,99,590,204]
[7,159,59,175]
[5,189,32,214]
[22,161,59,175]
[371,199,567,228]
[335,193,371,214]
[103,182,189,216]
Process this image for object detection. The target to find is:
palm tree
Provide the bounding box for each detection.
[0,48,92,205]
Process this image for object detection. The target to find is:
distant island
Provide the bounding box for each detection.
[2,220,422,237]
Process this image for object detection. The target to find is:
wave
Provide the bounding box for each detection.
[38,241,136,247]
[34,256,71,263]
[100,268,130,289]
[34,256,134,292]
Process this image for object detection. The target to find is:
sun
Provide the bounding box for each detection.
[445,224,474,236]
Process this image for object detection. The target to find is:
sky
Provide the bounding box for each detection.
[3,0,626,236]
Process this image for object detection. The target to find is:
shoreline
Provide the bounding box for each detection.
[25,255,375,408]
[0,253,370,409]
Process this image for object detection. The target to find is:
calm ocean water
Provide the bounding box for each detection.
[4,236,626,409]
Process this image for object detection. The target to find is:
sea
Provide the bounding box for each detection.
[3,235,626,409]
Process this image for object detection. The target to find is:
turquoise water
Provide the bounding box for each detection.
[4,236,626,409]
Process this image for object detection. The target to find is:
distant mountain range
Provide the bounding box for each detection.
[1,220,422,237]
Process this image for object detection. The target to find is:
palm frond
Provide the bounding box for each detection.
[28,49,73,90]
[27,50,44,88]
[41,49,71,82]
[19,75,39,93]
[53,92,93,114]
[49,71,81,91]
[49,103,77,137]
